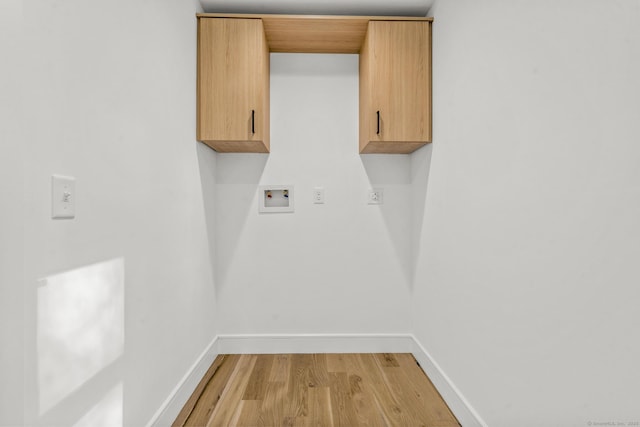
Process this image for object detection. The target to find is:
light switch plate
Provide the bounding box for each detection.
[52,175,75,219]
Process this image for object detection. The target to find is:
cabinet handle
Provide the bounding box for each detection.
[251,110,255,134]
[376,111,380,135]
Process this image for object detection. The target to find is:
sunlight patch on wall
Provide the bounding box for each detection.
[72,382,123,427]
[37,258,125,416]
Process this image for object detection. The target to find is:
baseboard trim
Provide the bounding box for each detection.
[216,333,415,354]
[411,335,487,427]
[146,336,219,427]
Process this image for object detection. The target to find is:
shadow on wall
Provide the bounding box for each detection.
[360,143,434,291]
[199,151,268,293]
[360,154,413,288]
[360,150,432,290]
[196,142,218,294]
[29,258,125,427]
[410,143,433,288]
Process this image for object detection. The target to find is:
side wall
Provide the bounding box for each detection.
[412,0,640,425]
[19,0,217,425]
[0,1,25,425]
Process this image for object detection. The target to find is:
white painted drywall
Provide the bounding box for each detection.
[16,0,217,425]
[215,53,412,336]
[412,0,640,425]
[0,1,25,425]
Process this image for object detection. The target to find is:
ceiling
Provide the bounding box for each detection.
[199,0,434,17]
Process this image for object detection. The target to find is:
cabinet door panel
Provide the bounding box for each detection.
[198,18,269,151]
[360,20,431,153]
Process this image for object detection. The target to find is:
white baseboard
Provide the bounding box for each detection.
[216,333,414,354]
[147,336,219,427]
[411,335,488,427]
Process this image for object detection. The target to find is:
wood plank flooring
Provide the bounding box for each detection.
[173,353,460,427]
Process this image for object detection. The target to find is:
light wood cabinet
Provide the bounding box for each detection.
[359,21,432,154]
[197,18,270,152]
[196,14,432,154]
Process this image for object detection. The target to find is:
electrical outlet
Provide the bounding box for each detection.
[313,187,325,204]
[368,188,383,205]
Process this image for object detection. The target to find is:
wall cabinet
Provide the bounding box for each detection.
[359,21,431,154]
[197,14,432,154]
[197,18,270,153]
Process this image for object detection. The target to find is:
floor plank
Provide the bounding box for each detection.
[233,400,262,426]
[269,354,291,383]
[207,354,258,427]
[243,354,274,400]
[328,372,358,427]
[395,354,459,425]
[287,354,311,418]
[259,381,287,427]
[356,353,411,425]
[175,354,241,427]
[305,387,334,427]
[175,353,460,427]
[375,353,400,368]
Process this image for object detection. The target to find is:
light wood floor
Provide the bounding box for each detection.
[173,353,460,427]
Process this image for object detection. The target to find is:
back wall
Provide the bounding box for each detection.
[214,53,413,337]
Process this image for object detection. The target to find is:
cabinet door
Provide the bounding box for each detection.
[359,21,431,154]
[198,18,270,152]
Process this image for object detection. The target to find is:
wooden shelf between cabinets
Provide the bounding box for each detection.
[196,13,432,54]
[196,14,433,154]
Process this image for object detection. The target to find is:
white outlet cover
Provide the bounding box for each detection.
[52,175,76,219]
[313,187,325,204]
[368,188,384,205]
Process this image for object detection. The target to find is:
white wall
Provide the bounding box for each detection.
[0,1,25,425]
[413,0,640,425]
[215,53,412,336]
[15,0,217,425]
